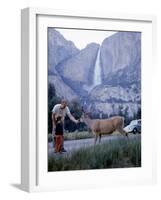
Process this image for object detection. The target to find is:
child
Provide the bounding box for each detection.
[54,116,64,153]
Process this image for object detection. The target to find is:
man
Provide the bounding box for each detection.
[52,99,79,152]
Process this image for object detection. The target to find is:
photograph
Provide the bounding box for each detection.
[47,27,141,172]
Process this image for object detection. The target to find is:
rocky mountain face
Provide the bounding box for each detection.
[48,28,79,74]
[100,31,141,85]
[86,84,141,118]
[48,29,141,118]
[56,43,99,96]
[48,75,78,101]
[48,29,80,100]
[83,32,141,118]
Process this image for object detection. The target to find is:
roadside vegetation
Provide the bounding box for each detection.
[64,131,93,140]
[48,130,131,142]
[48,131,93,142]
[48,136,141,171]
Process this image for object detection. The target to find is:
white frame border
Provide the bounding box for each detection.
[21,7,157,192]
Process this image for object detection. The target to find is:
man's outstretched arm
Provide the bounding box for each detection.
[67,112,79,124]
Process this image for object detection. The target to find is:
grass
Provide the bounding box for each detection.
[48,130,124,142]
[48,131,93,142]
[48,136,141,171]
[64,131,93,140]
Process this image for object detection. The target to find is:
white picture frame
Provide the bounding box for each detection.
[21,7,157,192]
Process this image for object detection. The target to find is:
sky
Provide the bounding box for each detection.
[56,28,117,49]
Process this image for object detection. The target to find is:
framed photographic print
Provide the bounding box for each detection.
[21,7,156,192]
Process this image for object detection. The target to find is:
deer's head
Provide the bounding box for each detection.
[80,107,90,122]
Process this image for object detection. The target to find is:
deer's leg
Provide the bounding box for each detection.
[94,134,98,145]
[117,128,128,138]
[99,134,102,143]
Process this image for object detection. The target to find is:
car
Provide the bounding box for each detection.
[124,119,141,134]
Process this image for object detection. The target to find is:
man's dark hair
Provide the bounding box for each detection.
[61,99,68,104]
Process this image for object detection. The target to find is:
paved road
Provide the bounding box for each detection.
[48,134,141,157]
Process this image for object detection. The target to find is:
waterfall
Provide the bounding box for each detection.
[93,48,102,86]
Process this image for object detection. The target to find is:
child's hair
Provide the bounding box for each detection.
[56,116,62,123]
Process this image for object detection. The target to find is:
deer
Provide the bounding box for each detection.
[80,110,128,144]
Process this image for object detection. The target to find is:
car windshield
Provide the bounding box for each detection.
[130,120,141,125]
[138,120,141,125]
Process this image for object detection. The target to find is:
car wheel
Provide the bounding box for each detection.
[133,128,137,134]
